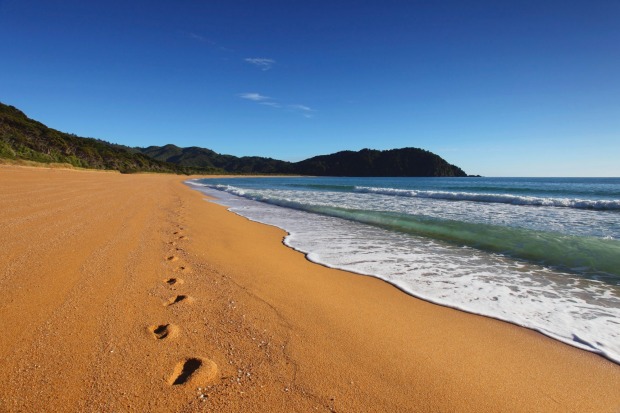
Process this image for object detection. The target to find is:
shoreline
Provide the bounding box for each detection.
[189,178,620,366]
[1,165,619,412]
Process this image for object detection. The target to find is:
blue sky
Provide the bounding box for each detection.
[1,0,619,176]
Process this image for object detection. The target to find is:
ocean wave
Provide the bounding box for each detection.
[204,183,620,281]
[354,186,620,210]
[285,183,356,191]
[210,184,246,195]
[186,180,208,187]
[443,185,620,197]
[189,182,620,364]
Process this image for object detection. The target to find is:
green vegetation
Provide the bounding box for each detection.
[137,146,467,177]
[1,101,469,176]
[293,148,467,177]
[135,144,294,174]
[0,103,197,174]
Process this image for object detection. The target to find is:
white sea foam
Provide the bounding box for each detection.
[186,180,209,187]
[207,184,620,240]
[354,186,620,210]
[189,183,620,364]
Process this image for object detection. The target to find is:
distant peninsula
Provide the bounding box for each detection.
[1,102,467,177]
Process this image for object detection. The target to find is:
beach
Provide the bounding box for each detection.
[1,165,619,412]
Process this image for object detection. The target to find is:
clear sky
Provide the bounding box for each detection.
[1,0,619,176]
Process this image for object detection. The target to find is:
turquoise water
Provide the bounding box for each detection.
[188,177,620,363]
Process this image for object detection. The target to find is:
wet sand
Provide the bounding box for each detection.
[1,165,619,412]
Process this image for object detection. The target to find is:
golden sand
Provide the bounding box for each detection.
[1,165,619,412]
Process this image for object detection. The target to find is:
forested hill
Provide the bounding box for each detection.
[293,148,467,177]
[136,146,468,177]
[0,103,196,174]
[135,144,294,174]
[1,102,469,176]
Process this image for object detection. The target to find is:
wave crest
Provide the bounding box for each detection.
[354,186,620,210]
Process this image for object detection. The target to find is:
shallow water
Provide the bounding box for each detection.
[187,176,620,364]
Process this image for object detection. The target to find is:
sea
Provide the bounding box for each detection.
[186,176,620,364]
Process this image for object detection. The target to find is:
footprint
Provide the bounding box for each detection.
[164,295,193,307]
[178,235,187,240]
[164,277,184,286]
[147,324,179,340]
[166,255,179,262]
[168,357,218,386]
